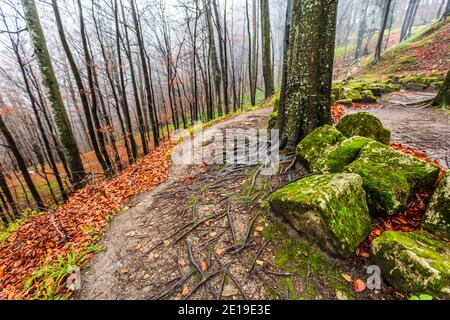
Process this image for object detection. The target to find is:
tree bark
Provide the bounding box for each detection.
[282,0,337,149]
[21,0,86,188]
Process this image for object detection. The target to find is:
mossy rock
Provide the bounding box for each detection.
[336,112,391,145]
[344,141,441,216]
[296,125,346,173]
[340,88,363,102]
[371,230,450,299]
[268,111,278,129]
[406,82,429,91]
[363,83,397,96]
[422,172,450,239]
[334,99,353,106]
[431,81,443,91]
[361,90,377,103]
[323,136,373,173]
[269,173,372,257]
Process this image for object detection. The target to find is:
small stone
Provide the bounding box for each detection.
[222,285,239,297]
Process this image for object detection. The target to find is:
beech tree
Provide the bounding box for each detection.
[21,0,86,188]
[280,0,338,149]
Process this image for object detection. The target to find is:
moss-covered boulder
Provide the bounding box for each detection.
[323,136,373,173]
[334,99,353,106]
[422,172,450,239]
[361,90,377,103]
[344,141,441,216]
[296,125,346,173]
[336,112,391,145]
[371,231,450,299]
[269,173,372,257]
[340,88,363,102]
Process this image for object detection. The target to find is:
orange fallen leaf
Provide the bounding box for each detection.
[120,268,129,274]
[216,247,225,256]
[255,226,264,232]
[181,285,189,296]
[201,258,208,272]
[354,279,366,293]
[134,243,142,251]
[178,258,186,268]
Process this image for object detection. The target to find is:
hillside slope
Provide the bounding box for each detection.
[356,20,450,77]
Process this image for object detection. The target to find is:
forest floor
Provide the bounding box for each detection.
[78,90,449,301]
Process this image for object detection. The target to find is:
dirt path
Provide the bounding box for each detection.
[347,91,450,168]
[78,107,279,300]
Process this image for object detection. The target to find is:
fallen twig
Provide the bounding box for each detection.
[247,240,270,278]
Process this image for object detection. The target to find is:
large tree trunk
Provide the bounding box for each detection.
[281,0,337,149]
[260,0,274,99]
[374,0,393,63]
[21,0,86,188]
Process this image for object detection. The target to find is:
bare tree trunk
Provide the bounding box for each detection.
[260,0,274,99]
[130,0,160,148]
[374,0,393,63]
[21,0,86,188]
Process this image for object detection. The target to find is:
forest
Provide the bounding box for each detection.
[0,0,449,302]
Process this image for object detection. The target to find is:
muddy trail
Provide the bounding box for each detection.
[78,91,449,300]
[347,91,450,168]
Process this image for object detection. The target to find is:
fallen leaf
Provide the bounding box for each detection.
[181,285,189,296]
[255,226,264,232]
[216,247,225,256]
[336,290,348,300]
[201,258,208,272]
[178,258,186,268]
[120,268,129,274]
[354,279,366,293]
[134,243,142,251]
[256,260,264,266]
[341,273,352,282]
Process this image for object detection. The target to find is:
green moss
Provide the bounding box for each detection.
[371,231,450,299]
[336,112,391,145]
[340,88,363,102]
[422,172,450,239]
[361,90,377,103]
[296,125,346,172]
[268,111,278,129]
[323,136,373,173]
[269,173,371,257]
[273,230,355,300]
[344,141,440,216]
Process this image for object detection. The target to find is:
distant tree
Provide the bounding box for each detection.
[0,101,45,210]
[260,0,274,99]
[21,0,86,188]
[374,0,393,63]
[400,0,420,42]
[0,162,16,219]
[280,0,338,149]
[355,0,370,60]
